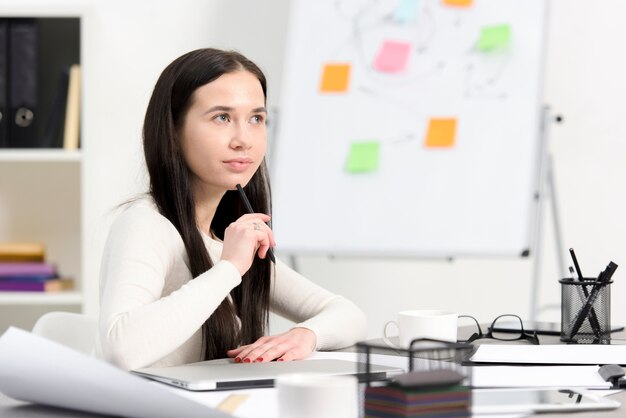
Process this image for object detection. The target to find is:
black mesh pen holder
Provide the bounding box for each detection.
[560,278,612,344]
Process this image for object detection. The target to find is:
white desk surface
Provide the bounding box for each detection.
[2,328,626,418]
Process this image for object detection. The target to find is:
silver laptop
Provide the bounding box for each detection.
[132,358,401,391]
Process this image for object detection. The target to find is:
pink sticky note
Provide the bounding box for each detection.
[373,40,412,73]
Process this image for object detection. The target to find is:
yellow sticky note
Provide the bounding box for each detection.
[346,141,380,173]
[477,25,511,51]
[442,0,473,7]
[425,118,457,148]
[320,63,351,93]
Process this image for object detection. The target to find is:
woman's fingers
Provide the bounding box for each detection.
[226,346,245,358]
[256,231,272,259]
[239,213,271,223]
[247,217,276,249]
[220,213,276,275]
[227,328,316,363]
[239,213,276,247]
[277,351,295,362]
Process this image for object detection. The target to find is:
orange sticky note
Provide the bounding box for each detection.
[320,63,351,93]
[374,40,412,73]
[442,0,473,7]
[425,118,457,148]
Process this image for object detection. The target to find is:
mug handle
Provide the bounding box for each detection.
[382,320,400,349]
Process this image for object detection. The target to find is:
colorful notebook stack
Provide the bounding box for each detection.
[0,243,74,292]
[364,384,471,418]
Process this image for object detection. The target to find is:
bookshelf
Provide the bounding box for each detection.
[0,8,85,333]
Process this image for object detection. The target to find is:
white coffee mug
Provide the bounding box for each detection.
[383,309,458,348]
[276,373,358,418]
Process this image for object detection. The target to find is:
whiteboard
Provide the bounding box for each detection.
[271,0,547,257]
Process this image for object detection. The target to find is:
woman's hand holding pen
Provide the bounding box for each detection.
[220,213,276,276]
[226,327,317,363]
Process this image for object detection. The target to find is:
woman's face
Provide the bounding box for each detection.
[179,70,267,198]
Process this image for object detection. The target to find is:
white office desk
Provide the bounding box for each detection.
[1,329,626,417]
[0,391,100,417]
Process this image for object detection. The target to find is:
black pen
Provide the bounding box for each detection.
[602,261,618,284]
[236,184,276,263]
[569,248,584,280]
[568,248,602,338]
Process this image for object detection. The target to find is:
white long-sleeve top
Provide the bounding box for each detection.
[96,198,368,371]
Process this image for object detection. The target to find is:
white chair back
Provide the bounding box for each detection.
[32,311,98,355]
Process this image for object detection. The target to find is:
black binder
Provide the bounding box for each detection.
[0,19,8,147]
[8,19,38,148]
[41,66,70,148]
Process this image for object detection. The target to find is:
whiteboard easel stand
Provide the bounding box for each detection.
[529,106,566,322]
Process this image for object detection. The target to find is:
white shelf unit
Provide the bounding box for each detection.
[0,6,85,333]
[0,291,82,305]
[0,1,224,332]
[0,149,82,162]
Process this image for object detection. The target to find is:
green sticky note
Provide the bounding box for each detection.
[346,141,380,173]
[477,25,511,51]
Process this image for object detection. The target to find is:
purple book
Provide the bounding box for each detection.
[0,279,71,292]
[0,262,56,277]
[0,275,56,282]
[0,281,48,291]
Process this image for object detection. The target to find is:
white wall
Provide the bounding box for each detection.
[73,0,626,338]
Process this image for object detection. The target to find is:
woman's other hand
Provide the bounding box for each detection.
[220,213,275,275]
[226,327,317,363]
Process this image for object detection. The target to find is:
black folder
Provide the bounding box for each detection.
[0,19,8,147]
[8,19,38,148]
[41,66,70,148]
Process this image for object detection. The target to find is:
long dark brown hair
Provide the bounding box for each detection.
[143,48,272,360]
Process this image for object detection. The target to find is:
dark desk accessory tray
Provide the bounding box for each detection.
[356,339,474,388]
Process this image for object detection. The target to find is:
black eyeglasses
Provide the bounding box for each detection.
[459,314,540,345]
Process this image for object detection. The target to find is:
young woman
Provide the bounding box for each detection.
[97,48,368,371]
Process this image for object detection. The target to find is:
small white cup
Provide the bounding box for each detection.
[276,373,358,418]
[383,309,458,348]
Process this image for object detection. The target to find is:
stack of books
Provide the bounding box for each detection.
[364,384,471,418]
[0,243,74,292]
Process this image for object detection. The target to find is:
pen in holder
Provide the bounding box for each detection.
[560,277,612,344]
